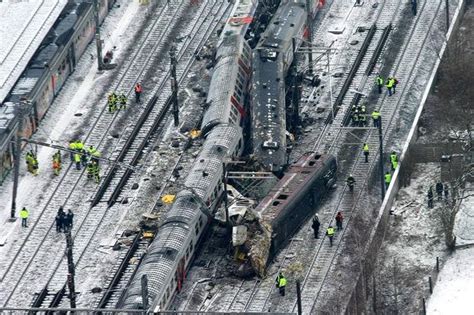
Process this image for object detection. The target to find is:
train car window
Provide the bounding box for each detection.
[233,92,242,104]
[237,72,245,85]
[236,80,243,91]
[195,223,199,235]
[199,216,204,227]
[272,201,280,206]
[277,194,288,200]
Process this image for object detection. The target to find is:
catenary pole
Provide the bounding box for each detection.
[11,101,28,220]
[378,118,385,200]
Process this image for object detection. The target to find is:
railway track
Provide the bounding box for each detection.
[56,1,232,310]
[0,1,217,308]
[294,1,445,313]
[179,0,450,313]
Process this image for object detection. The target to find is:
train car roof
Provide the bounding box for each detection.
[256,2,306,52]
[251,53,286,171]
[254,153,335,222]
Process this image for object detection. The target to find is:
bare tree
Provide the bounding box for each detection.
[436,168,474,251]
[434,26,474,152]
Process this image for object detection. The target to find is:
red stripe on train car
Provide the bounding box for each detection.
[231,95,246,117]
[228,16,254,24]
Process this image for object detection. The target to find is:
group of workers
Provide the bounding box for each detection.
[55,206,74,232]
[311,212,344,247]
[25,141,101,183]
[350,102,368,126]
[107,83,142,113]
[69,140,101,183]
[427,182,450,208]
[107,92,128,113]
[376,74,399,96]
[345,150,398,192]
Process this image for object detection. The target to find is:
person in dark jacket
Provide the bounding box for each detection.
[65,210,74,232]
[335,212,344,230]
[312,214,321,239]
[435,182,444,201]
[55,214,62,232]
[427,187,434,209]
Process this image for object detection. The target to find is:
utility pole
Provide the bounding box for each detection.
[170,44,179,127]
[66,231,77,309]
[445,0,450,32]
[296,280,302,315]
[306,0,313,76]
[10,100,28,221]
[378,118,385,200]
[94,0,105,71]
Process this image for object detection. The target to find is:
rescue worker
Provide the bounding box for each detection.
[75,139,85,153]
[26,151,38,175]
[363,143,369,163]
[312,214,321,239]
[86,160,95,180]
[427,186,434,208]
[352,109,359,126]
[87,160,100,183]
[359,104,367,126]
[371,110,381,128]
[134,83,143,103]
[335,212,343,230]
[386,77,394,96]
[72,150,80,170]
[392,77,399,93]
[52,150,62,176]
[326,225,335,247]
[275,272,287,296]
[81,151,89,167]
[436,182,444,201]
[20,207,29,227]
[66,210,74,232]
[376,75,384,94]
[346,175,355,192]
[384,171,392,189]
[108,92,117,113]
[118,93,127,110]
[87,145,101,165]
[68,140,77,161]
[390,151,398,171]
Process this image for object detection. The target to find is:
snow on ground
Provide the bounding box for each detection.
[427,242,474,314]
[0,0,67,104]
[0,0,144,251]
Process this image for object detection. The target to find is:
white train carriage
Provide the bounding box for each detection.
[201,34,252,135]
[119,190,207,311]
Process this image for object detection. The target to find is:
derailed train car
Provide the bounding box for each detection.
[118,126,244,311]
[240,152,337,276]
[251,0,319,174]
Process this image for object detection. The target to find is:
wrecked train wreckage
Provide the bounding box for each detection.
[231,152,337,277]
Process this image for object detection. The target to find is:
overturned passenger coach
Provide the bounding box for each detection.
[236,152,337,277]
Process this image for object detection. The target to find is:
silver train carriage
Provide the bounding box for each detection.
[200,0,256,135]
[256,1,308,73]
[119,125,243,311]
[201,33,252,135]
[118,190,208,311]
